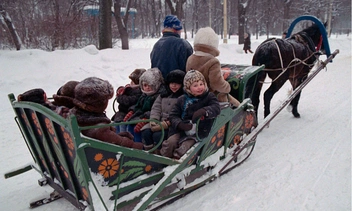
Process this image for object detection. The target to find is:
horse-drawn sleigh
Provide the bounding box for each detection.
[5,16,339,211]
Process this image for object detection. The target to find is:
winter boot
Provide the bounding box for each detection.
[173,139,196,159]
[144,144,154,151]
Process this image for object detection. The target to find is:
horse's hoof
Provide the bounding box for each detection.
[293,112,301,118]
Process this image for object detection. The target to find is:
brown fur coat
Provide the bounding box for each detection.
[70,108,143,150]
[185,44,231,103]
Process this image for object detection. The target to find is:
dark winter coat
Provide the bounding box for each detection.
[168,91,220,139]
[150,69,185,121]
[70,108,143,149]
[150,32,193,79]
[243,36,251,51]
[112,85,142,122]
[127,84,167,120]
[150,91,181,122]
[125,68,168,122]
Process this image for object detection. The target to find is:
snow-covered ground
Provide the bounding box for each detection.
[0,34,350,211]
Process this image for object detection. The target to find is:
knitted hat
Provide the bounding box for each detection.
[194,27,219,50]
[183,70,208,95]
[139,68,164,94]
[17,88,46,104]
[166,69,185,85]
[163,15,182,31]
[53,80,79,108]
[73,77,114,113]
[129,68,146,85]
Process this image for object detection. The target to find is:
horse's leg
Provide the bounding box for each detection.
[290,91,301,118]
[250,71,266,117]
[289,75,308,118]
[263,78,287,118]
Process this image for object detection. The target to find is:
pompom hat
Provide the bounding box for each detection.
[163,15,182,31]
[194,27,219,50]
[183,70,208,95]
[73,77,114,113]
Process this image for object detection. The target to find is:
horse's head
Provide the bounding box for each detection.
[301,22,327,53]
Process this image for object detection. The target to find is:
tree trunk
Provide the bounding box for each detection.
[99,0,112,49]
[283,1,292,32]
[151,0,157,37]
[238,0,245,44]
[113,0,131,50]
[0,4,21,50]
[52,0,61,50]
[157,0,162,37]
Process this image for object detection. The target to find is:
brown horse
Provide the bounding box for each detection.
[250,23,325,118]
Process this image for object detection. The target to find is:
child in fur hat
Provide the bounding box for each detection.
[17,88,56,110]
[186,27,240,107]
[70,77,143,150]
[141,69,185,153]
[52,80,79,118]
[112,68,146,132]
[53,80,79,108]
[160,70,221,159]
[123,68,167,143]
[17,81,78,118]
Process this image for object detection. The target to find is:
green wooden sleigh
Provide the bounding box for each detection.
[6,65,264,210]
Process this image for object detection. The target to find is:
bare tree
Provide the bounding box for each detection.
[237,0,248,44]
[0,0,350,50]
[113,0,132,50]
[282,0,293,32]
[99,0,112,49]
[0,4,21,50]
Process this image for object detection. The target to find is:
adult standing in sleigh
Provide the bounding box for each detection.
[150,15,193,79]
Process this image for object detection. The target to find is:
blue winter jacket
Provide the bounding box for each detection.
[150,32,193,79]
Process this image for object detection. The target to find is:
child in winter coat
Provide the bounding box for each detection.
[186,27,240,107]
[160,70,221,159]
[17,88,55,109]
[17,81,79,118]
[111,68,146,132]
[70,77,143,150]
[123,68,167,143]
[141,69,185,152]
[52,80,79,118]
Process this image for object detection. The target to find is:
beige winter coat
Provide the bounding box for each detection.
[186,44,239,106]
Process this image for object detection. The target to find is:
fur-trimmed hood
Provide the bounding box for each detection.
[193,27,220,57]
[139,68,164,95]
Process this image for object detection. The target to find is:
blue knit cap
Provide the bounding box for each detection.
[163,15,182,30]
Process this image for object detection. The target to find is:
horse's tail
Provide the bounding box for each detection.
[252,43,270,67]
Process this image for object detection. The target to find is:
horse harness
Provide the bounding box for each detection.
[261,32,320,84]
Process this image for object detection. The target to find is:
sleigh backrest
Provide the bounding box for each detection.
[8,93,179,210]
[8,93,88,210]
[221,64,264,102]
